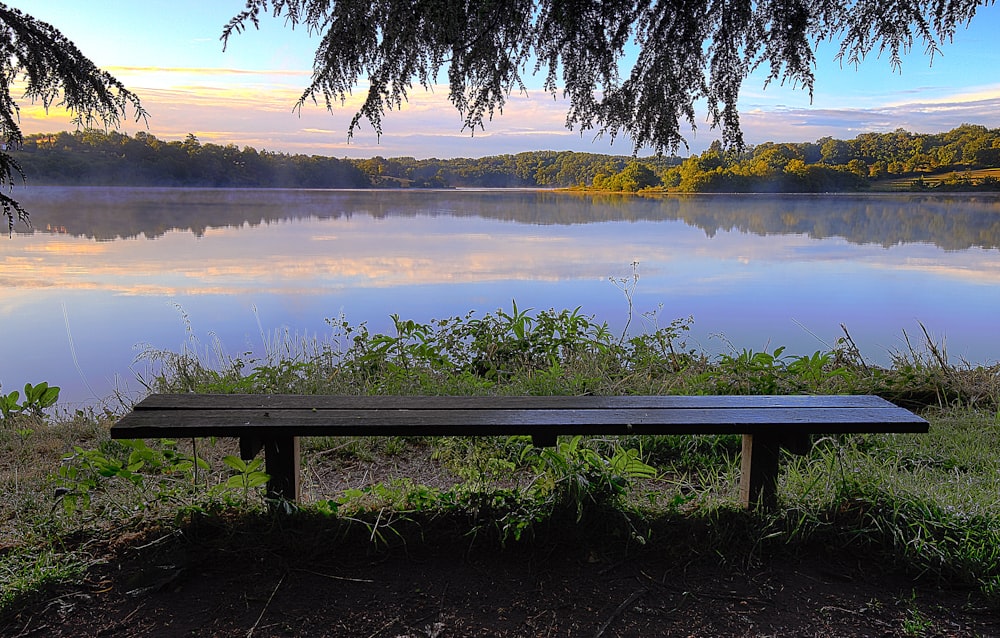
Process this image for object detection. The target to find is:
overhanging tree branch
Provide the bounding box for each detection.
[0,3,146,233]
[223,0,994,154]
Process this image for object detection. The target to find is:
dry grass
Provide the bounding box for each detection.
[873,167,1000,191]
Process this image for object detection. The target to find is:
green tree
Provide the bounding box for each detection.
[744,145,798,179]
[820,137,854,165]
[845,159,868,178]
[869,160,889,179]
[223,0,994,156]
[0,4,145,232]
[595,160,660,191]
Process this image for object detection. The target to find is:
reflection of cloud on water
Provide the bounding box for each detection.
[5,208,1000,297]
[869,255,1000,286]
[22,242,110,256]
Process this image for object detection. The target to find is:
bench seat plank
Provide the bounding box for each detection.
[114,406,926,439]
[129,393,897,411]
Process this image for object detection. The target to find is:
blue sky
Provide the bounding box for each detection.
[10,1,1000,158]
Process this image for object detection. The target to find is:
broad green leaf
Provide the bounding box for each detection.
[222,455,248,472]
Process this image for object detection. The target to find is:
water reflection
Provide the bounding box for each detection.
[13,187,1000,251]
[3,187,999,406]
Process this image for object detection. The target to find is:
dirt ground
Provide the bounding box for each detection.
[4,513,998,638]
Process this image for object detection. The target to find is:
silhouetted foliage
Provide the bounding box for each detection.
[223,0,996,155]
[0,4,145,231]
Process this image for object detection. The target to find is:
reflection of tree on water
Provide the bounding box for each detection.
[13,188,1000,252]
[662,194,1000,251]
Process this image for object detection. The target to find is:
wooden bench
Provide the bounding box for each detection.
[111,394,928,510]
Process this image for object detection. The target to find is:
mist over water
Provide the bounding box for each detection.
[4,187,1000,407]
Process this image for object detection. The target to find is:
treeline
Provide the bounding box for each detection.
[357,124,1000,192]
[11,130,679,190]
[10,124,1000,192]
[13,131,371,188]
[594,123,1000,193]
[353,152,680,188]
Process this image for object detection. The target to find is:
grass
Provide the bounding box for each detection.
[0,548,91,615]
[873,167,1000,191]
[1,305,999,621]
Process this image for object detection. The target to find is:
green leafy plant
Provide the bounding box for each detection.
[0,382,60,420]
[786,350,854,389]
[55,439,210,515]
[0,390,19,420]
[217,455,270,501]
[10,294,1000,632]
[524,436,657,522]
[21,382,60,416]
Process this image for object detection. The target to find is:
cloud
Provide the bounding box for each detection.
[105,66,312,77]
[736,90,1000,146]
[14,64,1000,158]
[13,66,647,157]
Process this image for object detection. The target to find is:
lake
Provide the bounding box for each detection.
[4,187,1000,408]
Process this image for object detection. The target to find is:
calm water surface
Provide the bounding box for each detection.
[4,187,999,407]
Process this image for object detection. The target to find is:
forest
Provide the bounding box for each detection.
[12,131,371,189]
[9,123,1000,193]
[653,123,1000,193]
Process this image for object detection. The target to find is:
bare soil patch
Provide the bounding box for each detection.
[4,513,998,638]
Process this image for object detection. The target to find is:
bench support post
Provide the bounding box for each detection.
[531,433,558,448]
[263,436,301,501]
[740,433,780,510]
[239,436,263,461]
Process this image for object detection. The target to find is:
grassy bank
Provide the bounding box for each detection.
[2,305,999,624]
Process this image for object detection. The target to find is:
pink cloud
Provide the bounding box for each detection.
[16,65,1000,158]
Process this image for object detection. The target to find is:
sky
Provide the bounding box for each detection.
[8,1,1000,158]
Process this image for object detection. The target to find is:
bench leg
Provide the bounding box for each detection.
[740,433,780,511]
[531,433,558,448]
[263,436,301,501]
[239,435,263,461]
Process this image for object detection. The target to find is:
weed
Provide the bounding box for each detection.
[610,260,640,344]
[516,435,657,537]
[900,591,934,637]
[53,438,275,516]
[216,456,270,503]
[0,382,60,421]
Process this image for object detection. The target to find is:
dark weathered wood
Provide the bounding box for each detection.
[740,433,782,509]
[113,406,927,439]
[264,436,300,501]
[130,393,898,411]
[240,435,263,461]
[531,433,558,448]
[110,394,928,511]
